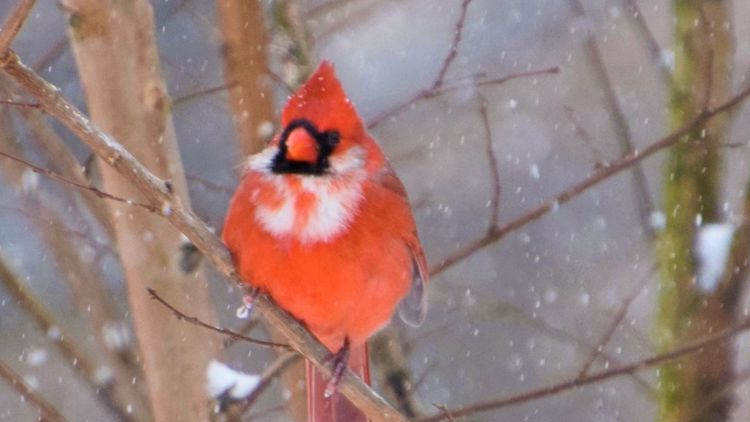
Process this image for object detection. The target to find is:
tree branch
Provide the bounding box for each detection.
[0,50,409,422]
[0,359,67,422]
[432,0,473,90]
[418,317,750,422]
[0,150,158,212]
[368,66,559,129]
[0,0,36,57]
[148,288,291,350]
[0,256,135,422]
[430,81,750,277]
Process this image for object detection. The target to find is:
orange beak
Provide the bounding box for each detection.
[285,129,319,163]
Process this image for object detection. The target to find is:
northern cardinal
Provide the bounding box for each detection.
[223,61,428,421]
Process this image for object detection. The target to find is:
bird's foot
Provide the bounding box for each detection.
[235,287,260,319]
[323,338,351,398]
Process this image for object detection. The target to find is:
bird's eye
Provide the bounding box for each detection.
[325,131,340,147]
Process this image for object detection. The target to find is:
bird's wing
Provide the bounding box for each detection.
[376,162,429,327]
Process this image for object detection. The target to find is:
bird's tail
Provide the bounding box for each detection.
[306,343,370,422]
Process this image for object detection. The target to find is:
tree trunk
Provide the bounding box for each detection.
[655,1,735,422]
[216,0,276,155]
[63,1,221,421]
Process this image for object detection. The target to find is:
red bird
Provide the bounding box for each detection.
[223,61,428,421]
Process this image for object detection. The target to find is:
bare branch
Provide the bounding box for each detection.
[0,98,39,108]
[232,352,301,416]
[0,150,158,212]
[576,266,654,377]
[430,82,750,277]
[0,256,135,422]
[418,318,750,422]
[1,51,409,422]
[368,66,560,129]
[172,83,233,107]
[0,359,67,422]
[432,0,473,90]
[618,0,672,85]
[478,94,501,230]
[563,105,605,167]
[148,288,291,350]
[568,0,655,238]
[0,0,36,57]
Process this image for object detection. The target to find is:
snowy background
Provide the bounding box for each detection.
[2,0,750,421]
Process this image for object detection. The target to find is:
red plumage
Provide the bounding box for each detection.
[223,61,427,421]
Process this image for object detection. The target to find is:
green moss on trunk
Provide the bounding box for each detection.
[655,1,734,422]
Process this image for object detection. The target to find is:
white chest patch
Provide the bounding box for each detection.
[246,146,367,244]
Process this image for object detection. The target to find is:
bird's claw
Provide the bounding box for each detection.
[235,288,260,319]
[323,338,350,398]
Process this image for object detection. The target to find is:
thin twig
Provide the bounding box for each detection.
[431,403,457,422]
[1,50,410,422]
[478,94,501,230]
[0,256,134,422]
[187,173,234,195]
[368,66,560,128]
[568,0,655,238]
[696,4,715,114]
[0,98,39,108]
[619,0,672,85]
[684,366,750,422]
[430,81,750,277]
[576,265,655,378]
[148,288,291,350]
[0,360,67,422]
[432,0,473,90]
[235,352,301,415]
[172,83,234,107]
[0,0,36,58]
[418,318,750,422]
[563,105,605,167]
[0,150,158,212]
[223,319,261,349]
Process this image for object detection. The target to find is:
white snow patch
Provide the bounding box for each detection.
[206,360,261,400]
[696,223,735,292]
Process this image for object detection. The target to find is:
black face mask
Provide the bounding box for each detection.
[271,118,341,176]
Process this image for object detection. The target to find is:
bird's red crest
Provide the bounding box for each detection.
[282,61,365,141]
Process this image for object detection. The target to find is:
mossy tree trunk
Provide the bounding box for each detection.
[655,1,736,422]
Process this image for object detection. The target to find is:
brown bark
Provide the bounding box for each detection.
[216,0,276,155]
[62,1,221,421]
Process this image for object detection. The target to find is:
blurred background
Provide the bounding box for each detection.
[1,0,750,421]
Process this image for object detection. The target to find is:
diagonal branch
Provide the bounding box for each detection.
[0,359,67,422]
[568,0,655,238]
[0,255,136,422]
[0,150,158,212]
[0,50,409,422]
[432,0,473,90]
[576,266,654,377]
[430,81,750,277]
[0,0,36,57]
[417,317,750,422]
[368,66,559,129]
[148,288,291,350]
